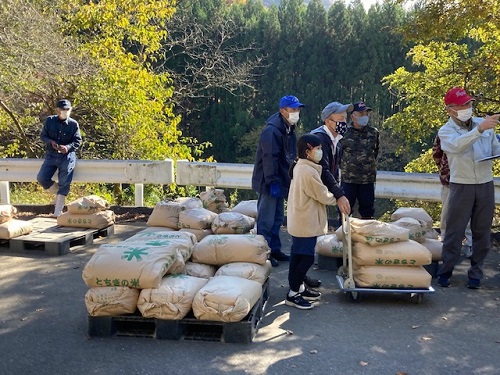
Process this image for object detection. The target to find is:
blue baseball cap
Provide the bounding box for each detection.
[279,95,305,109]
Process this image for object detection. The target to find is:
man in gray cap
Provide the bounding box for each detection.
[36,99,82,217]
[311,101,353,206]
[306,102,352,287]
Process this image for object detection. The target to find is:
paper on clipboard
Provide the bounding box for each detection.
[477,154,500,162]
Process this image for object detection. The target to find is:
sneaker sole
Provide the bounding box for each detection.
[302,295,322,302]
[467,284,480,289]
[285,300,314,310]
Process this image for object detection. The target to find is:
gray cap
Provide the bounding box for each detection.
[321,102,354,122]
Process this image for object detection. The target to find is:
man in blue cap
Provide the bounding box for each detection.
[252,95,303,267]
[37,99,82,217]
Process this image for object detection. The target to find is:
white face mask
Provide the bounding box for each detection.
[59,110,70,120]
[455,107,473,122]
[287,111,300,125]
[309,149,323,163]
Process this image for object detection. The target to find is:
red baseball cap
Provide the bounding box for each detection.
[444,87,475,106]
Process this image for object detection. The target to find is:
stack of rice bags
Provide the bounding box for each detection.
[82,229,199,318]
[58,195,115,229]
[0,204,32,240]
[83,195,270,323]
[338,216,432,289]
[390,207,442,263]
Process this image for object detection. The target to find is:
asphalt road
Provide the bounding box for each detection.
[1,222,499,375]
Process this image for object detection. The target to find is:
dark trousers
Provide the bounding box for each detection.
[438,181,494,280]
[341,182,375,219]
[288,236,316,292]
[256,192,284,254]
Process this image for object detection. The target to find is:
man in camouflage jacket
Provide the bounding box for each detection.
[340,102,379,219]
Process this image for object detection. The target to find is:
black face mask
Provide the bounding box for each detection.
[335,122,347,136]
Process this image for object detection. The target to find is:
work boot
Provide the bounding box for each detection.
[53,194,66,218]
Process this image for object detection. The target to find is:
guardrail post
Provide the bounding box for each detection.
[135,183,144,207]
[0,181,10,204]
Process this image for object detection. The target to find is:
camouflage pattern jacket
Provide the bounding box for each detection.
[340,125,379,184]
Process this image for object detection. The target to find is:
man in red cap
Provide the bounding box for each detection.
[437,87,500,289]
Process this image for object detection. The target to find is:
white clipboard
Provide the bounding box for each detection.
[477,154,500,162]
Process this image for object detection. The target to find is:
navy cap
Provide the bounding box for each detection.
[279,95,305,109]
[352,101,372,112]
[321,102,354,121]
[56,99,72,109]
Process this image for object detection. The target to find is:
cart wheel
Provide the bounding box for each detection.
[348,291,361,302]
[416,294,423,304]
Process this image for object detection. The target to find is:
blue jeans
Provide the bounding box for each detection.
[342,182,375,219]
[256,192,284,254]
[36,152,76,196]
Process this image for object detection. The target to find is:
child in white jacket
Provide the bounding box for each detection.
[286,134,339,310]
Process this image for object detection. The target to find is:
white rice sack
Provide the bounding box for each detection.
[192,275,262,322]
[124,231,196,275]
[211,212,255,234]
[137,275,208,320]
[214,261,272,285]
[420,238,443,261]
[174,197,203,210]
[124,229,197,246]
[349,218,410,245]
[82,243,178,289]
[191,234,270,266]
[352,240,432,266]
[178,208,218,230]
[185,261,217,279]
[179,228,213,242]
[391,207,433,230]
[147,201,185,229]
[315,234,343,258]
[391,217,429,243]
[231,200,258,218]
[0,219,33,239]
[200,188,229,213]
[353,265,432,289]
[67,195,110,214]
[129,226,176,234]
[424,228,440,240]
[57,210,115,229]
[0,204,17,224]
[85,286,139,317]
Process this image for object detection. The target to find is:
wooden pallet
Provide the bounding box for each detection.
[88,279,269,343]
[5,217,114,256]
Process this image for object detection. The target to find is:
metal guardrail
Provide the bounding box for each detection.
[0,158,174,206]
[2,158,500,205]
[176,160,500,204]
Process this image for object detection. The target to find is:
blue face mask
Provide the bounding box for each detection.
[354,115,369,127]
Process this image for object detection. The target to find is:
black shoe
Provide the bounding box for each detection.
[300,288,322,301]
[270,257,279,267]
[271,251,290,261]
[285,293,314,310]
[304,275,321,288]
[437,277,451,288]
[466,278,481,289]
